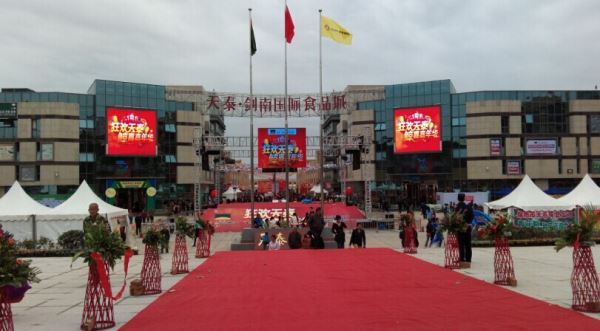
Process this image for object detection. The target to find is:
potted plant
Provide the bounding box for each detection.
[71,222,128,331]
[439,211,464,269]
[171,217,194,274]
[140,225,162,295]
[1,225,41,330]
[555,206,600,312]
[478,214,517,286]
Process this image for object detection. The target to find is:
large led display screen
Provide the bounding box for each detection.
[258,128,306,169]
[394,105,441,154]
[106,107,157,156]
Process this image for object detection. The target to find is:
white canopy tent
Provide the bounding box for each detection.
[0,181,53,240]
[222,186,242,201]
[557,174,600,209]
[309,184,328,194]
[36,180,129,241]
[486,175,570,211]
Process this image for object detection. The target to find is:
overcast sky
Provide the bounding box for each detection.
[2,0,600,144]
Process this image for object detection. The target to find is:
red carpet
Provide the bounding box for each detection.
[120,249,600,331]
[203,202,365,232]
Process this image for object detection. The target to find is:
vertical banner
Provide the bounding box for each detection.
[258,128,306,169]
[490,138,502,156]
[507,160,521,175]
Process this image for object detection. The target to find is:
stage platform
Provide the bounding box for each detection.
[120,248,600,331]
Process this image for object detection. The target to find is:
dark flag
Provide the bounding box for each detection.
[250,20,257,56]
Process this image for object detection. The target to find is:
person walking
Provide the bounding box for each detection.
[349,223,366,248]
[456,193,474,267]
[331,215,347,249]
[288,226,302,249]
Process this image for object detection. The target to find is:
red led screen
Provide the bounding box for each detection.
[393,106,442,154]
[258,128,306,169]
[106,107,157,156]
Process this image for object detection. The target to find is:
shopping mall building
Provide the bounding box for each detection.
[1,78,599,211]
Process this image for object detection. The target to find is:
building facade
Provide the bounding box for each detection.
[0,80,224,211]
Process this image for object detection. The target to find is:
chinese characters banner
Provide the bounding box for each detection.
[258,128,307,169]
[394,106,442,154]
[106,107,157,156]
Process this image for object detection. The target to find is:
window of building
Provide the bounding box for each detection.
[0,143,15,161]
[79,153,95,162]
[79,119,95,129]
[37,143,54,161]
[0,118,16,139]
[165,124,176,132]
[19,165,39,181]
[521,96,567,134]
[165,154,177,163]
[31,118,41,138]
[501,115,509,134]
[590,115,600,133]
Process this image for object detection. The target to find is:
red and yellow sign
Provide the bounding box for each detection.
[394,106,441,154]
[106,107,157,156]
[258,128,306,169]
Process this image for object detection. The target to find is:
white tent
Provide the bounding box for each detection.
[36,180,129,241]
[309,184,328,194]
[557,174,600,209]
[0,181,53,240]
[222,186,242,201]
[486,175,569,211]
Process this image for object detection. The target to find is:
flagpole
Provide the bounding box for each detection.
[284,0,290,224]
[249,8,255,223]
[318,9,325,217]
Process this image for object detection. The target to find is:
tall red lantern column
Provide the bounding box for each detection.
[0,288,13,331]
[403,226,417,254]
[444,233,460,269]
[195,230,210,258]
[494,236,517,286]
[140,244,161,295]
[571,245,600,312]
[171,234,189,275]
[81,263,115,330]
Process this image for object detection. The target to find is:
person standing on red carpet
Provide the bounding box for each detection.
[349,223,366,248]
[288,226,302,249]
[331,215,347,249]
[456,193,474,267]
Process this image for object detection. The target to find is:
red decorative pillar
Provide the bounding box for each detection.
[571,245,600,312]
[195,230,210,258]
[0,287,13,331]
[140,244,161,295]
[81,264,114,330]
[444,233,460,269]
[493,236,517,286]
[403,227,417,254]
[171,234,189,275]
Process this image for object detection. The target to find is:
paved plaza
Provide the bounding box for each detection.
[12,230,600,330]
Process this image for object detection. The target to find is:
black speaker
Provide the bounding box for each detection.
[349,150,361,170]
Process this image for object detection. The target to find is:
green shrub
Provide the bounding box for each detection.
[58,230,85,250]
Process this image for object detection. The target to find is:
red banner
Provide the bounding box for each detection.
[258,128,306,169]
[394,106,441,154]
[256,180,272,193]
[106,107,157,156]
[90,249,134,301]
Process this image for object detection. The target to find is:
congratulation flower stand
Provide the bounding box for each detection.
[0,288,13,331]
[571,245,600,312]
[444,233,460,269]
[170,234,189,275]
[140,244,161,295]
[195,230,210,258]
[81,264,114,330]
[403,227,417,254]
[493,236,517,286]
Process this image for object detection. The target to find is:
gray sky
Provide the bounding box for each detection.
[2,0,600,143]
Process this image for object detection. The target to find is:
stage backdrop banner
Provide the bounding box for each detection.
[258,128,307,169]
[106,107,157,156]
[394,105,441,154]
[436,192,490,205]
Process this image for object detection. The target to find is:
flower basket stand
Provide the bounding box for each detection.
[171,234,189,275]
[140,244,161,295]
[444,233,460,269]
[403,227,417,254]
[0,288,13,331]
[81,264,114,330]
[195,230,210,258]
[493,236,517,286]
[571,245,600,312]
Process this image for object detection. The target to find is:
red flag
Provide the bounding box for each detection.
[285,5,295,43]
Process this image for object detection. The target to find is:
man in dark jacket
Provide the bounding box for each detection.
[349,223,366,248]
[287,226,302,249]
[331,215,347,249]
[456,193,474,267]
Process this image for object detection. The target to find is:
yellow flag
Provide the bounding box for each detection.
[321,15,352,45]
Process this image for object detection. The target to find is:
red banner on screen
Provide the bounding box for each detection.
[394,106,441,154]
[258,128,306,169]
[106,107,157,156]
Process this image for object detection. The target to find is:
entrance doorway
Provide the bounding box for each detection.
[116,188,146,212]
